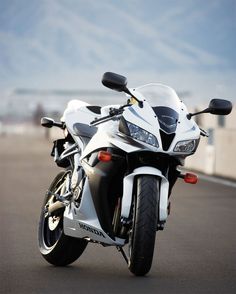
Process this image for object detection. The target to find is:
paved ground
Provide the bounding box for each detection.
[0,135,235,294]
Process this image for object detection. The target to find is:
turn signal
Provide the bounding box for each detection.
[98,151,112,162]
[184,173,198,184]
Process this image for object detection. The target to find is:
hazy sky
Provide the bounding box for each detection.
[0,0,235,102]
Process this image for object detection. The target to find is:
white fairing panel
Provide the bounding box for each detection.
[62,99,100,137]
[63,178,125,246]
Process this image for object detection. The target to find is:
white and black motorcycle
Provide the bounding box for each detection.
[38,72,232,276]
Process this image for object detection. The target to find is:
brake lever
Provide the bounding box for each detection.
[200,128,209,137]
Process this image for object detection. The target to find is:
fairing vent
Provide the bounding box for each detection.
[160,130,175,151]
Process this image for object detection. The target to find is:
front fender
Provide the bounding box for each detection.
[121,166,169,222]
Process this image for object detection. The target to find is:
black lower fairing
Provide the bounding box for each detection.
[81,148,126,240]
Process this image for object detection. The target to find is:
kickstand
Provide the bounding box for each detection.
[116,246,128,264]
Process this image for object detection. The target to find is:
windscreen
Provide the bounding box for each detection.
[135,83,181,134]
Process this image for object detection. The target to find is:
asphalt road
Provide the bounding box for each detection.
[0,135,235,294]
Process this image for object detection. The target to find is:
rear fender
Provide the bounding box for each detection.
[121,166,169,222]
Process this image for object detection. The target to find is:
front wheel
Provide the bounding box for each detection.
[38,170,88,266]
[128,175,159,276]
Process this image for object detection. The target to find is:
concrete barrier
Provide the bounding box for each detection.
[186,128,236,180]
[214,129,236,179]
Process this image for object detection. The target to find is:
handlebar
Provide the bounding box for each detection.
[90,104,130,126]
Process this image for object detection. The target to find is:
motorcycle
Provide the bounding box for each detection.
[38,72,232,276]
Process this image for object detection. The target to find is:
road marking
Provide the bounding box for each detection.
[198,174,236,188]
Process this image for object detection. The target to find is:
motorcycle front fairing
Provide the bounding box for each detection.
[106,84,201,228]
[122,84,201,157]
[85,84,200,158]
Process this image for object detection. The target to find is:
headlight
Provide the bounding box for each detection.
[126,121,159,148]
[174,139,197,153]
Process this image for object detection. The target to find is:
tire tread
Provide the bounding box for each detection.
[129,175,159,276]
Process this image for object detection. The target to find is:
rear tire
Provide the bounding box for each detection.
[128,175,159,276]
[38,170,88,266]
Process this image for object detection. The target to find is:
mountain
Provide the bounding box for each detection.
[0,0,235,101]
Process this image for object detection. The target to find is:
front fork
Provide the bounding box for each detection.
[120,166,169,229]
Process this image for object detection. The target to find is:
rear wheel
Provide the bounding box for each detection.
[128,175,159,276]
[38,170,88,266]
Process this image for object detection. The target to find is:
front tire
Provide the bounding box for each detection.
[38,170,88,266]
[128,175,159,276]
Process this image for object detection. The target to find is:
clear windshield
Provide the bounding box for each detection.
[135,83,181,134]
[135,83,181,110]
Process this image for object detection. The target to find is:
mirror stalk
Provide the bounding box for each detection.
[102,72,144,107]
[187,99,232,119]
[187,109,209,120]
[124,87,143,108]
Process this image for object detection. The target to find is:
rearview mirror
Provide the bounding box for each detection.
[208,99,232,115]
[41,117,55,128]
[102,72,128,92]
[187,98,233,119]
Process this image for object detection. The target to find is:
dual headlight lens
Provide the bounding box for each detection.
[124,121,197,153]
[126,122,159,148]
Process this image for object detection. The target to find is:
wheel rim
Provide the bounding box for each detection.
[40,172,69,251]
[43,213,63,248]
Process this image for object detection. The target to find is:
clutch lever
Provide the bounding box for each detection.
[90,104,130,126]
[90,108,122,126]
